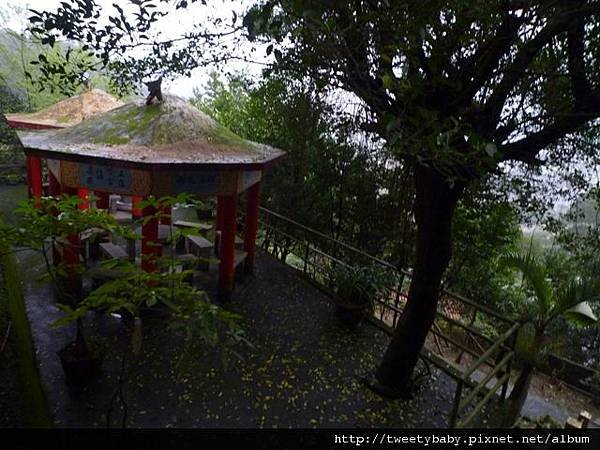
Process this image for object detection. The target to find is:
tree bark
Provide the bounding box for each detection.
[373,165,463,396]
[502,361,534,426]
[502,327,544,425]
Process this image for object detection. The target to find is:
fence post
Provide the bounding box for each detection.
[501,329,518,400]
[449,379,464,428]
[303,241,309,273]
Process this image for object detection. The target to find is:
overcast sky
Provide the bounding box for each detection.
[3,0,267,98]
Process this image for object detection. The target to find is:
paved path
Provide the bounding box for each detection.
[20,247,460,428]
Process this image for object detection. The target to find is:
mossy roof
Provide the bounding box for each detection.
[6,89,123,129]
[18,95,285,169]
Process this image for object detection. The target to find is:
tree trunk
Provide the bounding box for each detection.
[502,327,544,425]
[502,361,534,426]
[372,165,463,397]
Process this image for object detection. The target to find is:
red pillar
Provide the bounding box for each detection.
[27,155,43,202]
[243,181,261,274]
[141,202,161,272]
[95,191,110,209]
[77,188,89,210]
[63,232,81,300]
[132,196,143,219]
[48,170,61,197]
[218,194,238,301]
[160,204,172,225]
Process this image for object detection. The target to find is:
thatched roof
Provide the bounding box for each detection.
[18,95,285,169]
[6,89,123,129]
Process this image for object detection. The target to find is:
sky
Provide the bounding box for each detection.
[3,0,267,98]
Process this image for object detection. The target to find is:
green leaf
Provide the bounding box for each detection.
[500,252,553,313]
[564,302,598,327]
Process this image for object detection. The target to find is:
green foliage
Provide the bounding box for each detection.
[0,195,248,364]
[0,3,127,111]
[332,264,393,309]
[500,250,599,422]
[193,73,413,264]
[500,251,599,339]
[544,188,600,279]
[446,181,522,313]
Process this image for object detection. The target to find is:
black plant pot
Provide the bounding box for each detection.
[335,303,365,328]
[58,341,104,387]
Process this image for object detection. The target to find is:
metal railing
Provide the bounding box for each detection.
[240,206,520,428]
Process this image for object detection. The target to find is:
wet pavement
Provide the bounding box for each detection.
[19,244,462,428]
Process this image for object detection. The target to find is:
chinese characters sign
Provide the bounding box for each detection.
[172,171,219,194]
[79,163,132,191]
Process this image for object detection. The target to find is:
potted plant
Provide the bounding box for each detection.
[1,195,123,387]
[332,264,389,328]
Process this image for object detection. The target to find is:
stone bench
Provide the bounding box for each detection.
[173,220,212,235]
[99,242,128,260]
[80,228,110,260]
[173,220,211,251]
[186,235,213,271]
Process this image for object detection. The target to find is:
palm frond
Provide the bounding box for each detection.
[554,277,600,325]
[500,252,553,314]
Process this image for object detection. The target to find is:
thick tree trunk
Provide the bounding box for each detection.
[372,165,463,396]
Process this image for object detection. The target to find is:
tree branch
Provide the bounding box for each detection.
[566,10,590,109]
[484,4,600,128]
[455,12,523,109]
[500,103,600,163]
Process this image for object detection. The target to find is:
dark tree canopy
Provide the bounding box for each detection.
[241,1,600,178]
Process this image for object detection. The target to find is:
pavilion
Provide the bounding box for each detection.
[13,94,285,299]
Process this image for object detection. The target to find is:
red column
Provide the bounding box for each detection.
[243,181,261,274]
[27,155,43,202]
[48,170,61,197]
[77,188,89,210]
[95,191,110,209]
[218,194,238,301]
[160,204,172,225]
[132,196,143,219]
[141,202,161,272]
[63,233,81,300]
